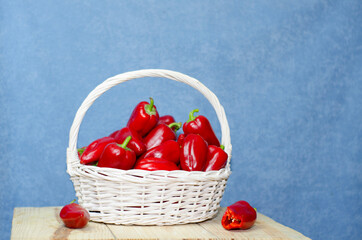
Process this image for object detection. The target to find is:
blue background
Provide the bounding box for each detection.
[1,1,361,239]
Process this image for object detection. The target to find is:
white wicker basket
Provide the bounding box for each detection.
[66,69,232,225]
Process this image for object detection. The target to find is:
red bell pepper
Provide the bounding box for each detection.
[143,122,182,150]
[138,140,180,164]
[183,109,220,147]
[221,200,257,230]
[204,145,228,171]
[177,134,185,147]
[59,200,90,229]
[180,133,208,171]
[158,115,180,131]
[80,137,116,165]
[134,157,180,171]
[112,127,146,156]
[127,97,159,137]
[98,136,136,170]
[158,115,175,126]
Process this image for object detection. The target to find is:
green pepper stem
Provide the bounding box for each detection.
[187,109,199,123]
[168,122,182,132]
[149,97,154,109]
[70,199,76,204]
[120,136,132,149]
[144,97,156,115]
[220,145,225,150]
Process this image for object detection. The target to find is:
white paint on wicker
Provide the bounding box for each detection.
[66,69,232,225]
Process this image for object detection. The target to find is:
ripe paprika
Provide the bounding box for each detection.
[158,115,180,131]
[221,200,257,230]
[98,136,136,170]
[180,133,208,171]
[183,109,220,147]
[127,97,159,137]
[158,115,176,126]
[134,157,180,171]
[80,137,116,165]
[112,127,146,156]
[59,200,90,229]
[143,122,182,150]
[204,145,228,171]
[138,140,180,164]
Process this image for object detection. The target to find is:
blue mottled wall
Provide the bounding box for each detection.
[0,1,361,239]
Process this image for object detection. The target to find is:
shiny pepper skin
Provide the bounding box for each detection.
[158,115,179,130]
[80,137,116,165]
[180,133,208,171]
[98,136,136,170]
[134,157,180,171]
[158,115,176,126]
[111,127,146,156]
[183,109,220,147]
[204,145,228,171]
[138,140,181,164]
[143,122,182,150]
[59,200,90,229]
[177,134,185,147]
[127,97,159,137]
[221,200,257,230]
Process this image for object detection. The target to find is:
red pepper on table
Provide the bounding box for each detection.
[134,157,180,171]
[177,134,185,147]
[180,133,208,171]
[221,200,257,230]
[143,122,182,150]
[98,136,136,170]
[80,137,116,165]
[183,109,220,147]
[111,127,146,156]
[127,97,159,137]
[138,140,180,164]
[59,200,90,229]
[204,145,228,171]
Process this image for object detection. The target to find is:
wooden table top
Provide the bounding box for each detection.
[11,206,311,240]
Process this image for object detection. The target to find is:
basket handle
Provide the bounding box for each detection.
[68,69,232,167]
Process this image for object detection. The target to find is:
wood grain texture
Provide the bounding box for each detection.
[11,207,115,240]
[11,207,311,240]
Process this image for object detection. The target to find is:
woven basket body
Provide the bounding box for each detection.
[66,69,232,225]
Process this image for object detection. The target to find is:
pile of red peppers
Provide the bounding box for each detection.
[78,98,228,172]
[73,98,258,231]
